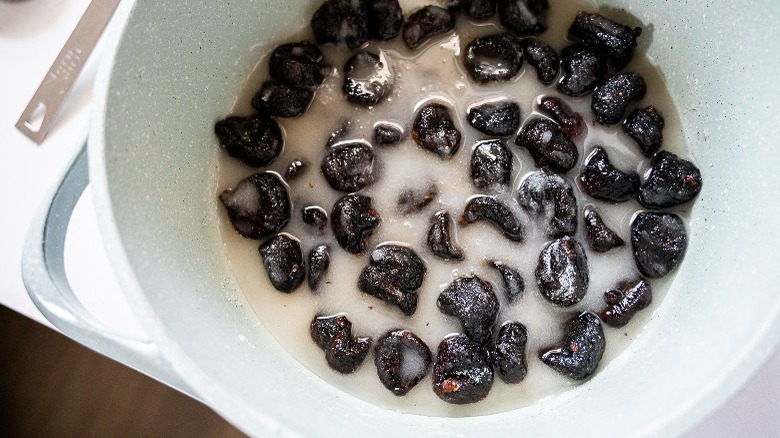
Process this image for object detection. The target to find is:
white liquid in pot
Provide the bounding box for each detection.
[217,0,692,416]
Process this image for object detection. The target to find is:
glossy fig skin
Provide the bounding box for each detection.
[321,141,375,193]
[432,335,494,404]
[412,103,462,159]
[259,234,305,293]
[567,11,642,71]
[579,147,640,203]
[471,140,513,189]
[541,312,605,380]
[460,196,525,242]
[488,321,528,383]
[600,278,652,327]
[467,100,521,137]
[489,260,525,303]
[631,212,687,279]
[523,39,559,84]
[537,96,585,139]
[583,207,624,253]
[219,173,291,240]
[437,276,500,345]
[307,244,331,291]
[358,245,427,315]
[302,206,328,230]
[535,236,589,307]
[517,170,577,239]
[310,314,371,374]
[516,117,578,173]
[558,45,606,97]
[623,106,665,157]
[638,151,703,209]
[374,329,432,396]
[342,51,394,106]
[428,211,465,261]
[463,33,524,83]
[591,73,646,125]
[331,194,381,254]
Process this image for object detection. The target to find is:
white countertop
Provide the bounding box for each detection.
[1,1,777,436]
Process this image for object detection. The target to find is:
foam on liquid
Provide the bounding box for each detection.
[217,0,692,417]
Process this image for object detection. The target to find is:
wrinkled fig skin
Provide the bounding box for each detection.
[537,96,585,139]
[269,41,331,89]
[214,115,284,168]
[523,39,559,84]
[259,234,305,293]
[321,142,375,192]
[536,236,589,306]
[302,205,328,230]
[568,11,642,71]
[601,278,652,327]
[517,171,577,239]
[488,321,528,383]
[326,334,372,373]
[471,140,512,188]
[489,261,525,302]
[331,194,381,254]
[461,0,498,18]
[398,184,438,214]
[428,211,465,261]
[516,118,578,173]
[437,276,500,345]
[251,82,313,118]
[579,147,640,202]
[460,196,525,242]
[412,103,462,158]
[403,6,455,49]
[343,51,394,106]
[638,151,703,209]
[310,314,372,373]
[631,212,687,278]
[374,330,432,396]
[497,0,549,36]
[219,173,291,240]
[558,45,607,97]
[311,0,370,48]
[592,73,647,125]
[366,0,404,41]
[310,314,352,349]
[467,101,521,137]
[308,244,331,291]
[373,123,403,145]
[463,33,524,83]
[541,312,605,380]
[358,245,427,315]
[432,335,494,404]
[624,106,665,157]
[583,208,624,253]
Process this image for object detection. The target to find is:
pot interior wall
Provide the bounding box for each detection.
[95,0,780,436]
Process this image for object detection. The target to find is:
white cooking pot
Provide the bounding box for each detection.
[22,0,780,436]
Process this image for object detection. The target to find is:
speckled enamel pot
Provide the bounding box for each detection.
[87,1,780,436]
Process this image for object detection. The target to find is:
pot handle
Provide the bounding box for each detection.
[21,142,198,399]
